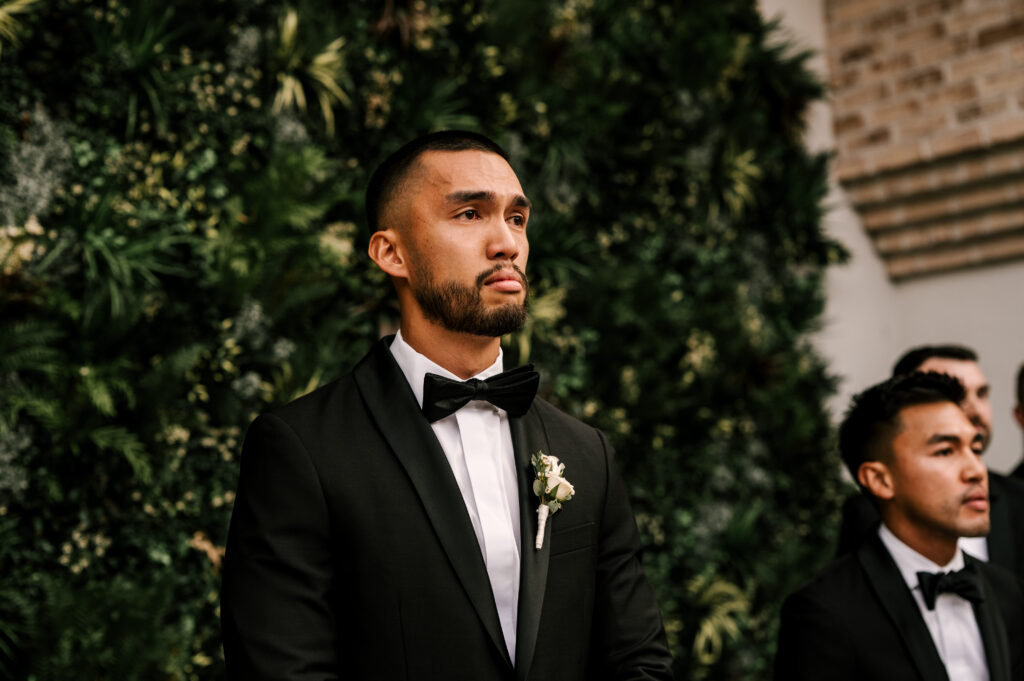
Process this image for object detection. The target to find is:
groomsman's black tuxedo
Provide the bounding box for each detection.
[776,534,1024,681]
[837,471,1024,578]
[221,337,672,680]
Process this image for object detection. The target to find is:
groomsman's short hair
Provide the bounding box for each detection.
[365,130,510,232]
[892,344,978,377]
[839,372,966,488]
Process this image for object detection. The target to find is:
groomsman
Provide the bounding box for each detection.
[837,345,1024,579]
[776,372,1024,680]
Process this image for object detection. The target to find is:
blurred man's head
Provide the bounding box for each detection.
[840,372,988,564]
[892,345,992,453]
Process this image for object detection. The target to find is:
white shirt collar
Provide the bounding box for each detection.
[878,523,966,591]
[388,329,505,409]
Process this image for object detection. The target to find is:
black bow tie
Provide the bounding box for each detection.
[917,562,984,610]
[421,364,539,423]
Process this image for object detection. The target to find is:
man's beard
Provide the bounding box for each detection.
[411,263,529,337]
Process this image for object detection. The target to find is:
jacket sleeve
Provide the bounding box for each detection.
[589,430,674,681]
[221,413,340,680]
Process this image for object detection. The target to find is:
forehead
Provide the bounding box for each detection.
[917,357,987,389]
[412,150,524,196]
[894,401,973,444]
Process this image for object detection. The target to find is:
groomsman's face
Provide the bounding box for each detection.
[393,149,531,337]
[879,401,989,550]
[917,358,992,453]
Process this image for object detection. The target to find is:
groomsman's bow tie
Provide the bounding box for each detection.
[422,365,539,423]
[916,563,984,610]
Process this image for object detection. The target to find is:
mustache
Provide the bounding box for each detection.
[475,263,528,289]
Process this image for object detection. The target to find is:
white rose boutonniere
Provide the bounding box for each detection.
[531,451,575,550]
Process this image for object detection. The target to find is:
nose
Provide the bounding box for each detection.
[963,448,986,483]
[486,218,521,262]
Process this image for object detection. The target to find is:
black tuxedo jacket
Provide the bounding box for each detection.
[776,534,1024,680]
[221,337,672,681]
[837,471,1024,579]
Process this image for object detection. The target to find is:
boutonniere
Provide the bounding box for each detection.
[531,451,575,550]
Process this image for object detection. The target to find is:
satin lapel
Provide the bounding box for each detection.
[971,557,1011,681]
[352,339,511,668]
[512,406,552,681]
[986,476,1015,571]
[857,536,950,681]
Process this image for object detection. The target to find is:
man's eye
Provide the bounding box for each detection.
[936,447,953,457]
[509,215,524,226]
[459,210,478,220]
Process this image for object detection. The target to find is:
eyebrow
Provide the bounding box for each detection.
[926,433,965,445]
[445,190,531,209]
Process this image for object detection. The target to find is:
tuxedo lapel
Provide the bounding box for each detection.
[971,557,1012,681]
[857,536,950,681]
[353,338,511,668]
[512,406,552,681]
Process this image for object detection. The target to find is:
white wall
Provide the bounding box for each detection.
[758,0,1024,472]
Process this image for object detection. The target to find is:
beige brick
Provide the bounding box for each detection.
[919,34,971,67]
[983,208,1024,233]
[929,127,984,157]
[961,157,989,182]
[898,66,945,91]
[830,68,861,91]
[871,97,923,125]
[834,154,872,182]
[986,115,1024,143]
[840,41,877,66]
[935,161,967,186]
[950,45,1010,82]
[894,21,948,50]
[875,140,927,171]
[955,95,1010,123]
[980,66,1024,96]
[977,233,1024,261]
[978,17,1024,48]
[833,112,866,136]
[946,7,1012,39]
[863,205,904,230]
[923,80,980,108]
[870,7,910,32]
[850,126,894,149]
[986,148,1024,175]
[837,81,892,109]
[831,0,891,26]
[845,182,887,205]
[898,111,949,140]
[916,0,966,20]
[957,183,1011,212]
[897,168,938,196]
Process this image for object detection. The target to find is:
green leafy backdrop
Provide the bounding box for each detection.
[0,0,848,678]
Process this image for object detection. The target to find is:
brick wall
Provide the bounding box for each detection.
[825,0,1024,279]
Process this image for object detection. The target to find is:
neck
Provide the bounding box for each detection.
[881,512,959,566]
[399,311,501,380]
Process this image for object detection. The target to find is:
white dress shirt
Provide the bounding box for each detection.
[389,330,521,660]
[878,524,989,681]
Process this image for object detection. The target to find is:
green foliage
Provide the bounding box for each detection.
[0,0,846,678]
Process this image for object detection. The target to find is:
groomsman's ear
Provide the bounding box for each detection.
[368,228,409,279]
[858,461,895,501]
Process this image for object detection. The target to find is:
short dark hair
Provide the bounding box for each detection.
[1016,363,1024,406]
[839,372,966,486]
[892,344,978,377]
[364,130,510,232]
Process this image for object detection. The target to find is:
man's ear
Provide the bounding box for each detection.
[858,461,895,501]
[1014,404,1024,429]
[367,228,408,279]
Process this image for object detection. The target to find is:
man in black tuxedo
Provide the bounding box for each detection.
[776,372,1024,680]
[837,345,1024,579]
[220,131,672,680]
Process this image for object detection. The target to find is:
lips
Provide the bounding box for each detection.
[483,270,524,292]
[963,490,989,512]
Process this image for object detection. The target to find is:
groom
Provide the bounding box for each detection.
[221,130,672,680]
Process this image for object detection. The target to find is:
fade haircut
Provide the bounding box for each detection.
[364,130,510,232]
[892,344,978,377]
[839,372,966,486]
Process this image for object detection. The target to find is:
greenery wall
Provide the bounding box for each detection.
[0,0,848,678]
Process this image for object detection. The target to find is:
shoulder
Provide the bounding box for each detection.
[783,553,867,615]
